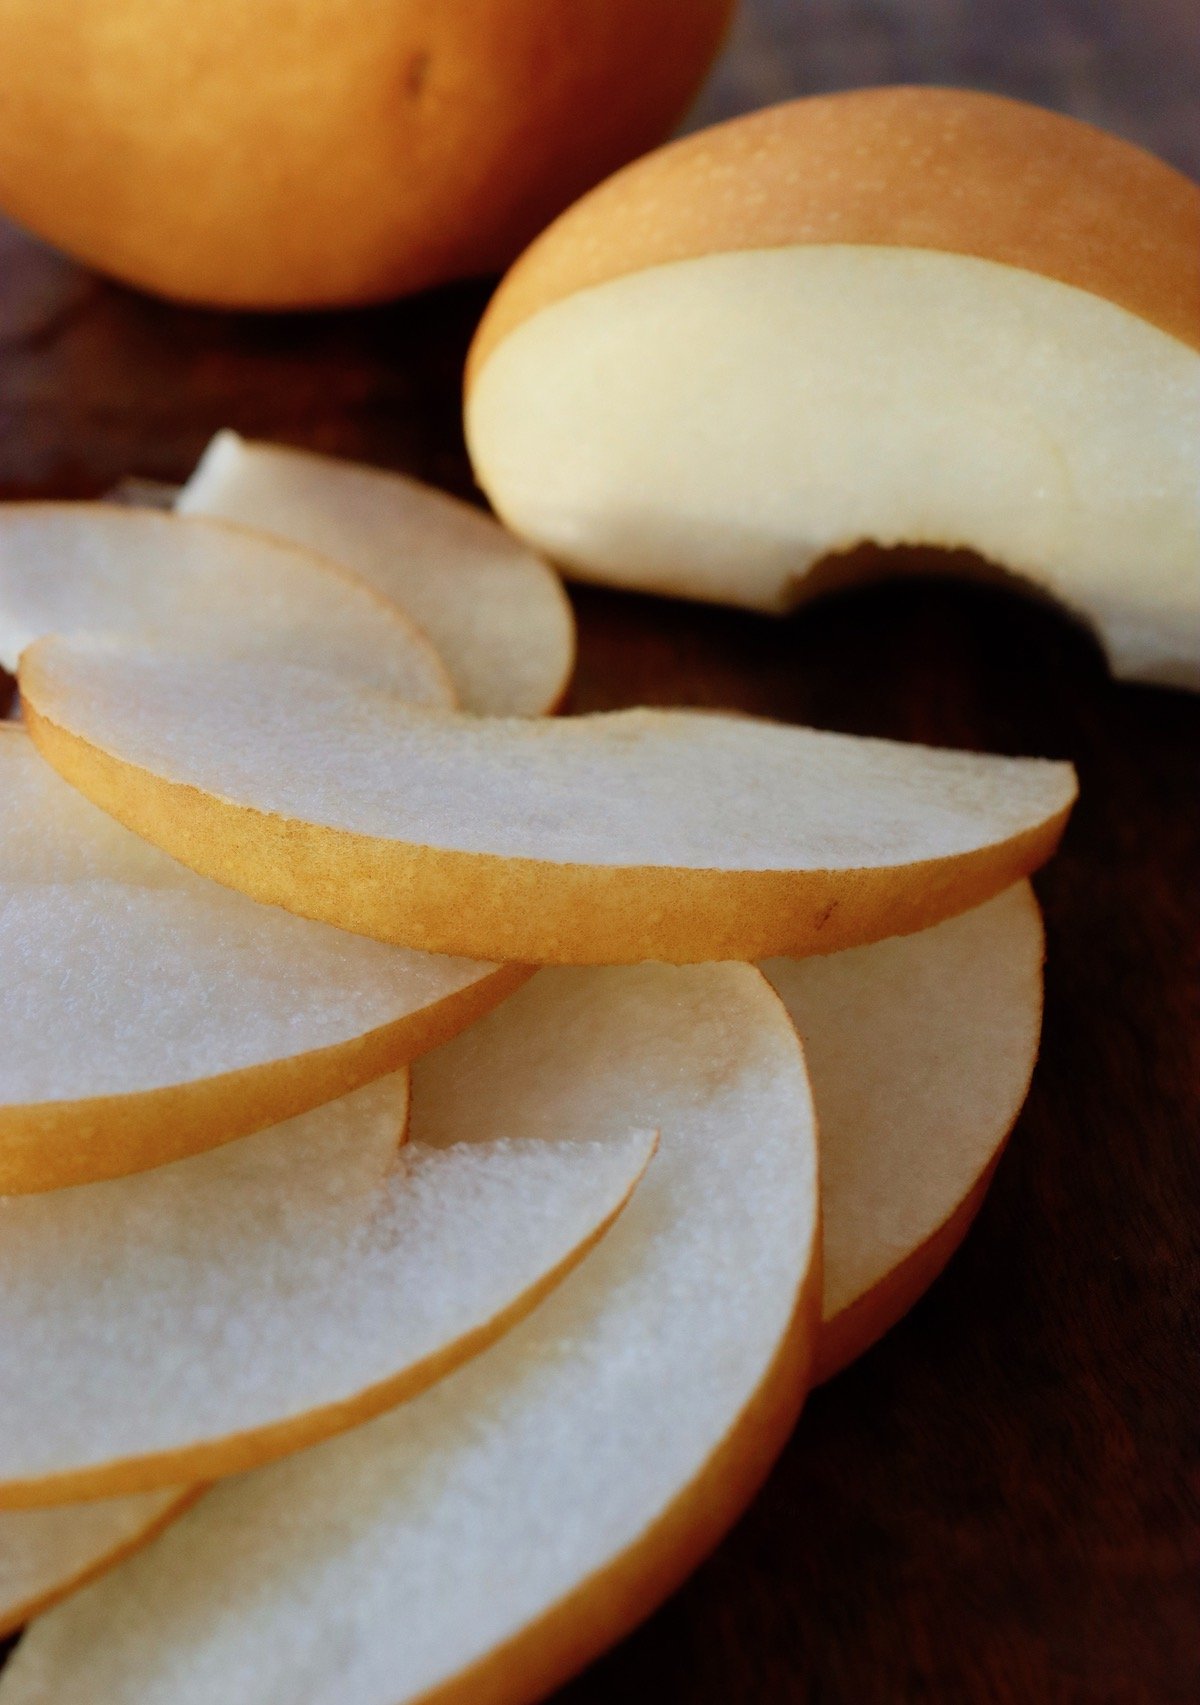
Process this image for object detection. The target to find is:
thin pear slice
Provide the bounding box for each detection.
[0,1494,198,1639]
[0,504,454,704]
[5,900,1042,1644]
[765,881,1045,1382]
[0,964,819,1704]
[0,727,525,1193]
[21,638,1077,964]
[0,898,1041,1652]
[0,1069,653,1506]
[177,432,575,716]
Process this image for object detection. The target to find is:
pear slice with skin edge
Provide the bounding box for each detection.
[177,432,576,717]
[0,894,1043,1660]
[465,88,1200,689]
[0,726,528,1194]
[0,964,820,1705]
[19,638,1077,964]
[0,1493,201,1640]
[764,879,1045,1383]
[0,503,455,704]
[0,1067,655,1507]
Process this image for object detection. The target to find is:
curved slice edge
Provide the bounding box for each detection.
[21,698,1074,965]
[802,883,1046,1382]
[0,964,820,1700]
[0,960,530,1195]
[0,1490,201,1640]
[416,1255,819,1705]
[402,965,822,1704]
[0,503,459,709]
[1,1131,657,1508]
[176,433,578,718]
[814,1162,996,1386]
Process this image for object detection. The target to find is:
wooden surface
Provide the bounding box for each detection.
[1,1,1198,1699]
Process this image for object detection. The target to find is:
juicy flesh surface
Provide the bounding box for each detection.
[0,965,817,1703]
[24,641,1075,870]
[177,432,573,716]
[764,881,1043,1321]
[468,246,1200,687]
[0,504,453,703]
[0,1068,653,1490]
[0,732,498,1104]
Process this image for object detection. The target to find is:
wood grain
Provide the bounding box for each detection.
[1,1,1197,1698]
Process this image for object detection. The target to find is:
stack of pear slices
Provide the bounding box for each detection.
[0,439,1073,1705]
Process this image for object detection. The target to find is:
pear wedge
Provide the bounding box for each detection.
[0,1494,198,1639]
[767,880,1045,1381]
[466,89,1200,688]
[0,727,526,1193]
[20,639,1076,963]
[0,964,818,1704]
[0,1068,653,1505]
[177,432,575,715]
[0,504,454,703]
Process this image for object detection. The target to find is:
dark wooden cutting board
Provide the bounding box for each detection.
[1,3,1197,1698]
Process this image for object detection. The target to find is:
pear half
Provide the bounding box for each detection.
[466,88,1200,688]
[0,964,819,1704]
[177,433,575,716]
[0,727,526,1192]
[766,880,1045,1381]
[20,638,1076,963]
[0,1068,653,1506]
[0,504,454,703]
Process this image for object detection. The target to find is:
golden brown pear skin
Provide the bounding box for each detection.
[0,0,734,307]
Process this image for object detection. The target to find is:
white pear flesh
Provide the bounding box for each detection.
[0,1493,196,1638]
[0,1068,653,1505]
[0,888,1044,1645]
[0,727,524,1192]
[467,247,1200,688]
[177,432,575,716]
[765,880,1044,1382]
[0,964,819,1704]
[0,504,454,703]
[20,639,1076,963]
